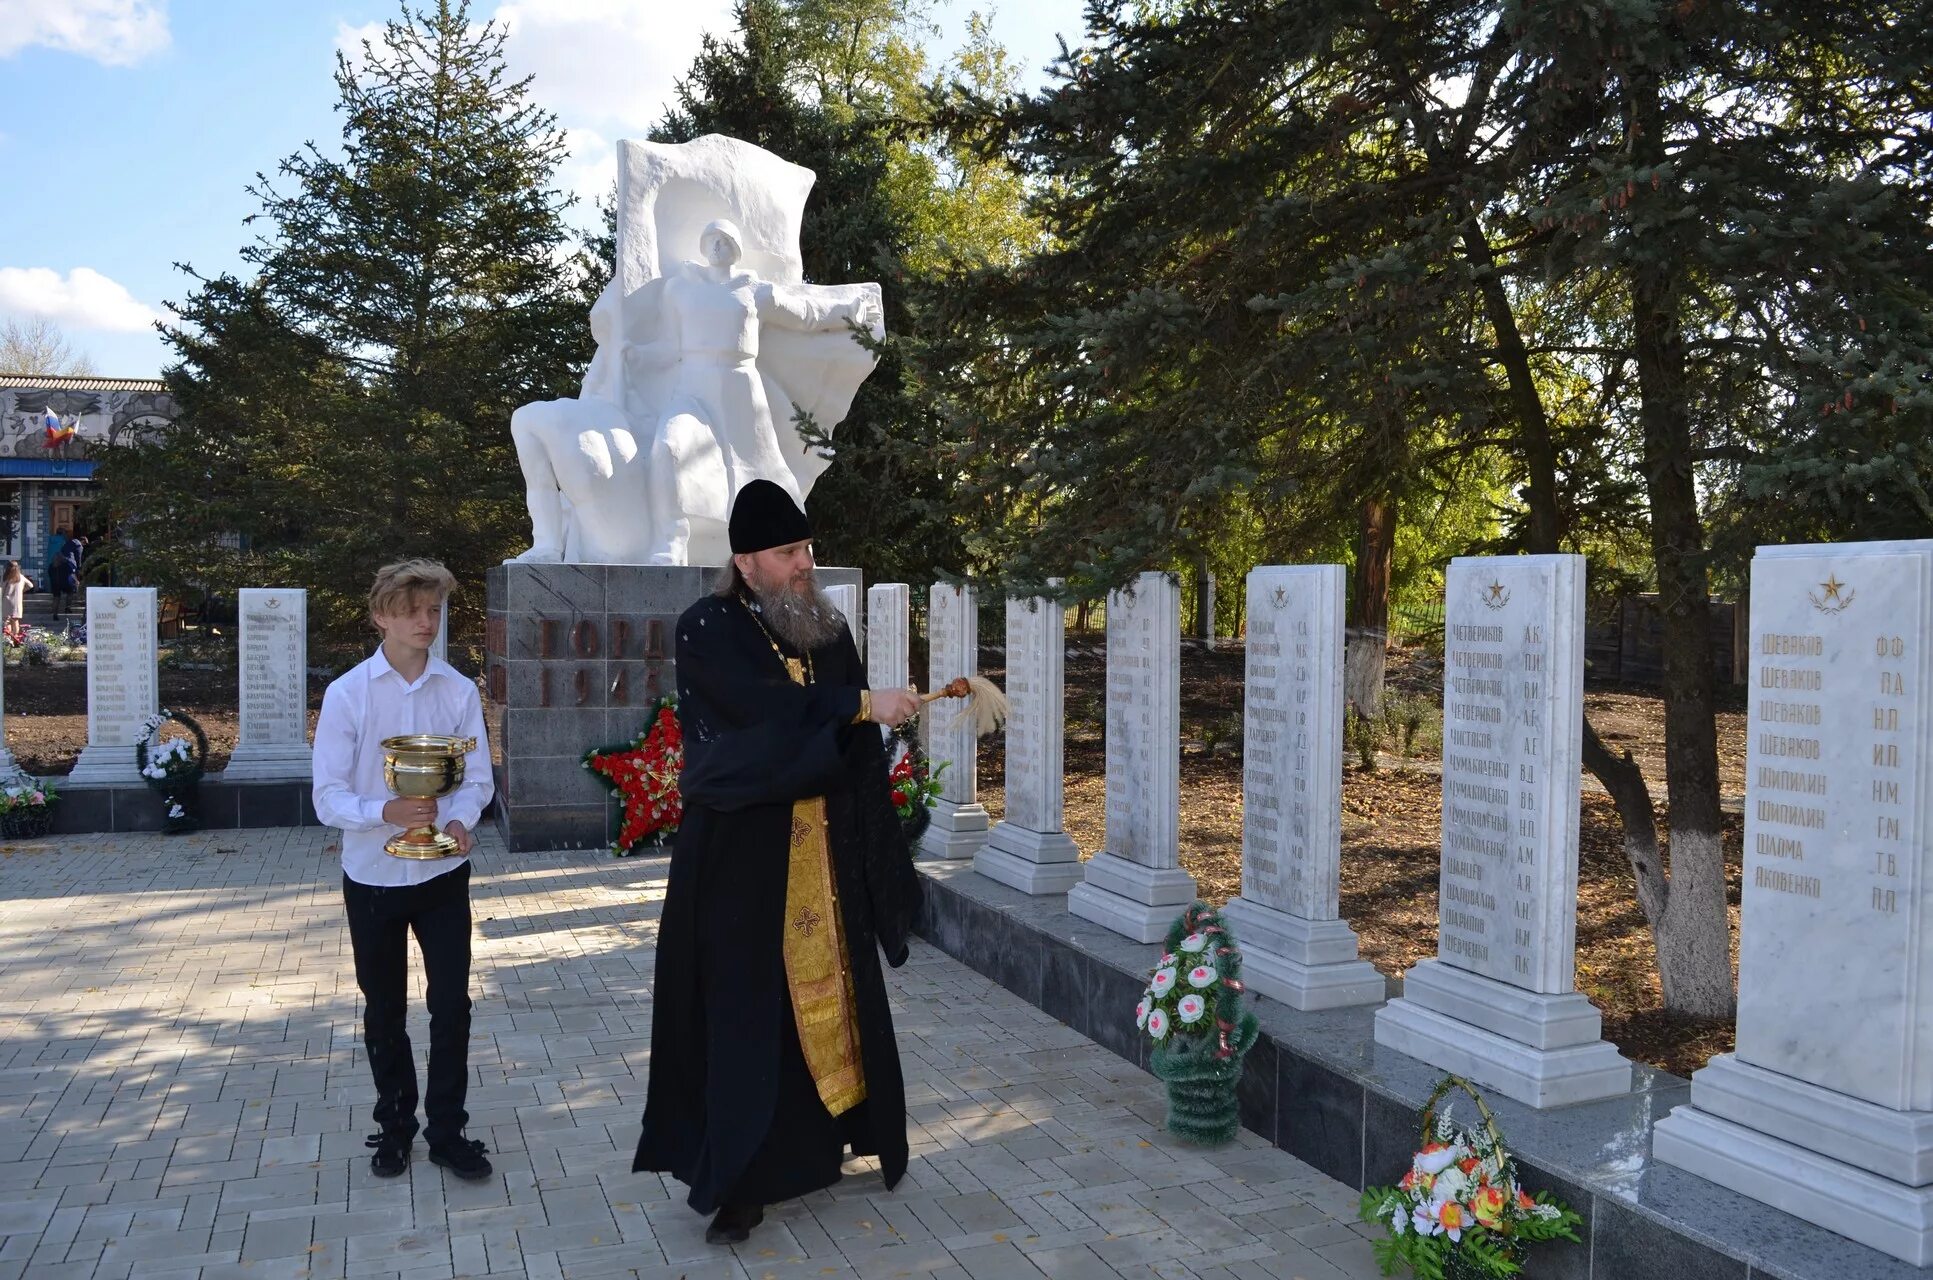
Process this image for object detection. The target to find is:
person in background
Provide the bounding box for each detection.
[46,525,70,587]
[48,544,78,619]
[3,562,33,644]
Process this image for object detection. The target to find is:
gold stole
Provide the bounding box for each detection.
[779,657,868,1116]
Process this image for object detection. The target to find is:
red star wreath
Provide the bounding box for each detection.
[583,696,684,856]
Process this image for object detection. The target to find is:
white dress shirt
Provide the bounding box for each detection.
[312,646,493,887]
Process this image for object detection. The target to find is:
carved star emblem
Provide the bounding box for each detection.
[1480,580,1510,610]
[1819,573,1846,605]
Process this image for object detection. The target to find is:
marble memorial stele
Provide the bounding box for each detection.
[223,589,312,781]
[1654,539,1933,1266]
[1373,555,1630,1107]
[1219,566,1383,1010]
[507,134,883,567]
[1068,572,1197,943]
[918,581,990,859]
[69,587,160,786]
[976,586,1083,894]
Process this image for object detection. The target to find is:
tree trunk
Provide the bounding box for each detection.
[1345,496,1394,717]
[1464,195,1730,1016]
[1625,77,1733,1018]
[1194,556,1217,651]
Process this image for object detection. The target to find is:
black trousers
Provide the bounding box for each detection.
[342,863,473,1147]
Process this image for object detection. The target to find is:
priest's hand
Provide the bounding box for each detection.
[443,821,475,855]
[870,687,920,728]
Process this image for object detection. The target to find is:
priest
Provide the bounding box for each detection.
[635,479,925,1245]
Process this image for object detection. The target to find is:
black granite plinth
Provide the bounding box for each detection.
[913,862,1932,1280]
[484,562,862,852]
[49,779,322,834]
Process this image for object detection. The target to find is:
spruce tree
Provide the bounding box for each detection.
[95,0,589,649]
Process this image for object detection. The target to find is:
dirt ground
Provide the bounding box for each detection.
[13,641,1745,1076]
[974,642,1748,1078]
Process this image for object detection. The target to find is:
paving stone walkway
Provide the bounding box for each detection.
[0,827,1379,1280]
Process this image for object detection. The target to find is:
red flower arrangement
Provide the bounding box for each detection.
[583,696,684,856]
[887,728,945,821]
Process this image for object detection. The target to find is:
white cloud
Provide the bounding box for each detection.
[0,267,163,333]
[491,0,732,134]
[333,2,733,225]
[491,0,734,222]
[0,0,169,66]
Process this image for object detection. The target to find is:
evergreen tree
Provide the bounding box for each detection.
[926,0,1933,1015]
[95,0,589,649]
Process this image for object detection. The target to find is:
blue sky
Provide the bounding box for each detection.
[0,0,1089,377]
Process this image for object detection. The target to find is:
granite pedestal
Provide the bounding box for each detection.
[484,562,861,851]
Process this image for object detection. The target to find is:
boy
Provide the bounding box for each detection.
[313,559,495,1181]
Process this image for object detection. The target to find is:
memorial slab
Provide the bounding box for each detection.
[70,587,160,786]
[1068,572,1196,942]
[919,582,990,858]
[224,589,312,781]
[1373,555,1629,1106]
[1656,538,1933,1266]
[824,582,861,650]
[867,583,909,693]
[977,588,1082,894]
[1220,566,1383,1009]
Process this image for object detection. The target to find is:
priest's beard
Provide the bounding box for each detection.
[748,575,845,653]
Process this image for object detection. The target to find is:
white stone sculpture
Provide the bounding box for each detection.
[508,135,884,566]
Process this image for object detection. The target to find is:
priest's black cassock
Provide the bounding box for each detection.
[634,590,922,1212]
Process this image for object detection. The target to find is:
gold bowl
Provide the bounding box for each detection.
[381,734,477,859]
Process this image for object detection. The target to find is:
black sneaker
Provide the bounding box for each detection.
[365,1130,410,1178]
[428,1136,493,1181]
[705,1202,764,1245]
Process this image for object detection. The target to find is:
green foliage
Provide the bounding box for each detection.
[1346,707,1381,773]
[93,0,589,648]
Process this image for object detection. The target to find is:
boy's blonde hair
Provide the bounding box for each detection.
[368,558,456,618]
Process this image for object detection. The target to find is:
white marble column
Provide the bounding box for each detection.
[224,589,312,781]
[1221,566,1383,1009]
[919,582,991,858]
[1655,538,1933,1266]
[1373,555,1628,1107]
[1068,572,1197,943]
[824,582,861,649]
[69,587,160,785]
[977,586,1082,893]
[867,584,909,693]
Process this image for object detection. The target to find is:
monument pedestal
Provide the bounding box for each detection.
[69,744,142,786]
[1068,851,1197,944]
[221,746,315,782]
[1655,1056,1933,1265]
[1374,960,1629,1107]
[917,798,988,860]
[485,561,862,851]
[1222,897,1383,1011]
[975,823,1082,894]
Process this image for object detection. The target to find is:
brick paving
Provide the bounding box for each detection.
[0,827,1379,1280]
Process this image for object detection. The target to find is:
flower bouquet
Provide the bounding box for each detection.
[0,775,58,839]
[135,709,208,835]
[886,719,945,845]
[1134,902,1261,1145]
[583,696,684,856]
[1359,1076,1583,1279]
